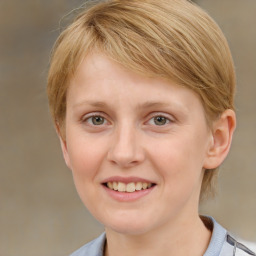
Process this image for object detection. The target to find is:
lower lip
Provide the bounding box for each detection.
[102,185,156,202]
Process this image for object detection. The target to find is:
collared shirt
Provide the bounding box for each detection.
[70,217,256,256]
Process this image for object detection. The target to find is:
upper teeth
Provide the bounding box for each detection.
[107,181,153,193]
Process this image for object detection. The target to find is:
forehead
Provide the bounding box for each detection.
[68,52,205,115]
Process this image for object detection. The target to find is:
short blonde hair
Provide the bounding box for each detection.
[47,0,236,199]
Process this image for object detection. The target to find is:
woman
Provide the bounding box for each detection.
[47,0,255,255]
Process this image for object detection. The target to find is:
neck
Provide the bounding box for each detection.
[104,215,212,256]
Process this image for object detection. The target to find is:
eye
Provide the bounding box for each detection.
[86,115,107,126]
[153,116,168,125]
[148,115,170,126]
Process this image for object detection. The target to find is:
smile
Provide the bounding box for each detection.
[104,181,154,193]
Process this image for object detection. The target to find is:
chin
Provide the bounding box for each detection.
[107,223,151,236]
[103,214,154,236]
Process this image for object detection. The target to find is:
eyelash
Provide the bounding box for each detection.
[81,112,174,127]
[146,113,173,127]
[81,113,109,126]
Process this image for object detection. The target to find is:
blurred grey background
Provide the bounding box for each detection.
[0,0,255,255]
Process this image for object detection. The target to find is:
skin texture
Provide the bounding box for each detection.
[59,52,236,256]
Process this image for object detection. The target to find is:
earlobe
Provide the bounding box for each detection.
[203,109,236,169]
[55,123,72,169]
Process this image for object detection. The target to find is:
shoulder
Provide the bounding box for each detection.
[202,216,256,256]
[240,241,256,254]
[220,234,256,256]
[227,235,256,256]
[69,233,106,256]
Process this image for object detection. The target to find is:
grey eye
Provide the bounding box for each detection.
[91,116,105,125]
[153,116,168,125]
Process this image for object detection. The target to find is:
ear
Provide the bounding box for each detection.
[55,123,72,169]
[203,109,236,169]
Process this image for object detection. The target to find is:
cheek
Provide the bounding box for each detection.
[65,134,109,197]
[69,145,101,174]
[66,137,107,210]
[66,131,106,171]
[150,135,205,194]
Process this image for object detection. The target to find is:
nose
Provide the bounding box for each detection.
[107,124,145,168]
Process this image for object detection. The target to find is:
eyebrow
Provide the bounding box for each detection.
[73,100,172,109]
[136,101,171,109]
[72,100,108,109]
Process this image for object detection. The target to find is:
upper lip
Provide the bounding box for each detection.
[101,176,156,184]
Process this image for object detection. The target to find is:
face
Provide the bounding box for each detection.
[61,52,214,235]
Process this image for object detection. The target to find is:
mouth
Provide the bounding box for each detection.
[103,181,156,193]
